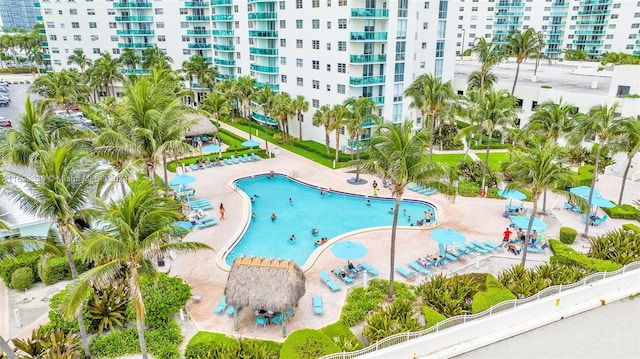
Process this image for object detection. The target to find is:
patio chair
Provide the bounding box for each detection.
[483,241,503,251]
[332,269,354,284]
[237,154,248,163]
[213,297,226,314]
[189,163,200,171]
[256,316,268,329]
[435,256,447,266]
[230,155,240,164]
[472,241,495,252]
[592,215,608,226]
[223,158,234,165]
[226,305,235,315]
[195,217,218,229]
[358,262,379,276]
[417,258,437,270]
[204,158,214,168]
[527,242,549,253]
[457,244,477,254]
[270,313,283,325]
[251,152,262,161]
[188,201,213,211]
[242,153,252,162]
[319,270,340,292]
[395,266,417,280]
[408,261,430,275]
[438,243,458,262]
[313,296,324,315]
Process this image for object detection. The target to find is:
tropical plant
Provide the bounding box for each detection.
[273,92,293,136]
[610,116,640,204]
[504,28,545,95]
[119,47,141,73]
[357,121,454,299]
[504,140,573,265]
[87,52,123,98]
[180,54,217,91]
[345,97,378,183]
[255,86,277,154]
[61,178,212,359]
[292,95,309,140]
[563,48,589,62]
[86,284,129,334]
[141,45,173,70]
[329,104,350,164]
[468,37,503,94]
[66,49,92,74]
[30,70,89,111]
[312,105,333,154]
[200,91,230,145]
[12,328,83,359]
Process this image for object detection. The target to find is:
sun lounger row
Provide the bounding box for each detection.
[195,216,218,229]
[189,153,262,171]
[188,199,214,210]
[408,185,439,196]
[213,296,236,315]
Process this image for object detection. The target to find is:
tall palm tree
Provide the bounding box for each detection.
[273,92,293,136]
[235,76,257,138]
[610,116,640,205]
[141,45,173,70]
[505,28,544,95]
[291,95,309,140]
[119,47,141,73]
[61,178,212,359]
[469,37,502,94]
[90,52,123,98]
[572,103,620,237]
[66,49,92,74]
[255,86,277,154]
[345,97,379,183]
[358,121,453,299]
[404,74,455,162]
[505,140,572,265]
[200,91,230,145]
[30,70,89,111]
[330,104,350,164]
[181,54,217,92]
[312,105,332,154]
[3,143,105,358]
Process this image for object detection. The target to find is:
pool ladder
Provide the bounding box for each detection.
[290,171,299,178]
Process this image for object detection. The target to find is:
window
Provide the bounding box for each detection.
[616,86,630,97]
[69,9,77,15]
[338,19,347,29]
[49,34,57,40]
[158,35,166,42]
[87,9,95,15]
[109,22,116,28]
[90,35,98,41]
[393,84,403,102]
[92,48,100,54]
[107,9,115,15]
[180,8,188,15]
[296,39,303,48]
[280,1,285,10]
[109,35,117,41]
[339,0,347,5]
[313,80,320,89]
[312,60,319,69]
[312,40,320,49]
[280,20,286,28]
[280,39,286,47]
[313,0,320,7]
[425,2,430,9]
[112,48,120,55]
[155,8,163,15]
[422,42,427,49]
[51,47,59,53]
[296,0,303,9]
[281,75,287,83]
[326,43,331,50]
[337,84,345,94]
[327,21,331,29]
[156,22,164,28]
[626,44,634,50]
[312,19,320,29]
[44,8,52,14]
[71,22,79,28]
[296,19,303,29]
[296,58,303,67]
[606,34,614,39]
[394,63,405,82]
[327,64,331,71]
[613,3,621,8]
[297,77,303,86]
[313,99,320,108]
[73,35,82,41]
[182,36,190,42]
[611,14,618,19]
[337,63,346,73]
[338,41,346,51]
[420,61,425,69]
[281,57,287,65]
[89,22,96,28]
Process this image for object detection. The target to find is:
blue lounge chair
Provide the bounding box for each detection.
[438,243,458,262]
[313,296,324,315]
[472,241,494,252]
[483,241,503,251]
[417,258,437,269]
[231,155,240,164]
[564,202,575,210]
[395,266,417,280]
[408,261,430,275]
[436,256,447,266]
[251,152,262,161]
[358,262,379,276]
[332,269,354,284]
[189,163,200,171]
[256,316,268,329]
[214,297,226,314]
[237,154,248,163]
[458,244,477,254]
[195,216,218,229]
[319,270,340,292]
[226,305,235,315]
[592,215,608,226]
[222,158,232,165]
[188,201,213,210]
[527,242,549,253]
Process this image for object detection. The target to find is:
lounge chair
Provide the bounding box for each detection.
[312,296,324,315]
[408,261,430,275]
[435,256,447,266]
[195,216,218,229]
[214,297,226,314]
[458,244,477,254]
[237,154,248,163]
[472,241,494,252]
[483,241,503,251]
[256,316,268,329]
[358,262,379,276]
[527,242,549,253]
[189,163,200,171]
[417,258,437,269]
[332,269,354,284]
[319,270,340,292]
[226,305,235,315]
[438,243,458,262]
[592,215,608,226]
[231,155,240,164]
[251,152,262,161]
[563,202,574,210]
[221,158,232,165]
[242,154,251,162]
[466,242,489,254]
[395,266,417,280]
[188,201,213,210]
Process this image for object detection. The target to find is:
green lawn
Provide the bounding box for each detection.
[432,152,509,170]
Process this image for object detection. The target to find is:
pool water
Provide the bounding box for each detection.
[224,174,436,266]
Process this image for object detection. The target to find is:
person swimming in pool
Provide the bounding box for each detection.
[289,234,296,242]
[366,199,371,206]
[311,228,319,235]
[271,213,277,221]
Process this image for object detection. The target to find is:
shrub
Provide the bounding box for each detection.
[127,273,191,328]
[416,273,480,317]
[39,256,89,285]
[184,332,281,359]
[11,267,35,291]
[540,85,552,89]
[362,298,420,343]
[89,319,183,359]
[549,239,622,272]
[603,204,640,221]
[421,306,447,327]
[340,280,415,327]
[559,227,578,244]
[622,223,640,233]
[280,329,341,359]
[0,251,41,285]
[320,322,363,352]
[471,275,516,313]
[43,286,91,336]
[587,228,640,265]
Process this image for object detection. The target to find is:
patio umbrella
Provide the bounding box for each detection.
[169,174,196,186]
[497,189,527,209]
[570,186,601,198]
[202,144,221,154]
[330,241,368,261]
[590,196,615,209]
[242,139,260,149]
[430,228,466,246]
[511,216,547,231]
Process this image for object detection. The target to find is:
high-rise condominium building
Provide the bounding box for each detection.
[455,0,640,59]
[0,0,42,30]
[38,0,458,144]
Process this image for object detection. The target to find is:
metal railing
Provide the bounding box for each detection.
[319,261,640,359]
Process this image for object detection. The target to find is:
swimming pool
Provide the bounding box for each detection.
[224,174,437,266]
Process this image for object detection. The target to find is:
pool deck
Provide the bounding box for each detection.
[165,124,640,343]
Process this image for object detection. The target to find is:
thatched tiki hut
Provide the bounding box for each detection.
[225,257,306,337]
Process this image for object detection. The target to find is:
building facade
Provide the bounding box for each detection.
[38,0,458,145]
[455,0,640,59]
[0,0,42,30]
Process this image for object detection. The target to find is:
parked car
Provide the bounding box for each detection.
[0,117,12,127]
[0,97,10,107]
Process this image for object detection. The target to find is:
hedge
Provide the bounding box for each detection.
[11,267,35,291]
[622,223,640,233]
[127,273,191,328]
[549,239,622,272]
[421,306,447,327]
[89,320,183,359]
[39,256,90,285]
[471,275,516,313]
[319,322,364,352]
[559,227,578,245]
[0,251,41,285]
[280,329,341,359]
[184,332,281,359]
[603,204,640,221]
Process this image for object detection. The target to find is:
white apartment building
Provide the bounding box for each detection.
[455,0,640,59]
[38,0,459,147]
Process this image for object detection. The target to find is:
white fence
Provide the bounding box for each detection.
[319,261,640,359]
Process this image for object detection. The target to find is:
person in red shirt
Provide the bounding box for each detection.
[502,227,512,243]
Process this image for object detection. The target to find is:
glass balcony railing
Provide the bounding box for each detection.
[39,29,46,34]
[213,44,235,51]
[211,14,233,21]
[349,54,387,63]
[546,39,563,44]
[255,82,279,91]
[34,2,40,7]
[250,47,278,56]
[636,39,640,45]
[188,43,212,49]
[121,68,151,75]
[579,0,612,5]
[349,75,386,86]
[496,11,524,16]
[497,1,524,6]
[350,32,388,41]
[252,111,279,125]
[351,8,389,18]
[212,0,232,5]
[118,43,150,48]
[186,15,210,21]
[212,29,234,36]
[185,1,210,7]
[248,12,278,20]
[367,96,385,106]
[573,39,603,45]
[248,30,278,38]
[117,29,155,35]
[550,12,568,16]
[36,16,43,21]
[187,29,210,35]
[574,30,604,35]
[113,2,152,8]
[43,54,50,59]
[576,19,606,25]
[248,0,278,3]
[551,1,569,6]
[115,16,153,22]
[250,64,279,73]
[214,59,236,66]
[41,41,48,47]
[548,29,565,35]
[216,73,236,80]
[577,10,610,15]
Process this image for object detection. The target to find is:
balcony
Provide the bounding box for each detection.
[113,2,152,8]
[252,111,279,125]
[550,12,568,16]
[36,16,43,21]
[546,39,563,44]
[496,11,524,16]
[548,29,565,35]
[41,41,48,47]
[187,29,210,35]
[578,10,610,15]
[495,20,523,25]
[117,29,155,35]
[250,47,278,56]
[497,2,524,6]
[211,14,233,21]
[351,8,389,18]
[349,54,387,63]
[211,0,232,5]
[121,68,151,75]
[573,39,603,45]
[350,32,388,41]
[248,12,278,20]
[115,16,153,22]
[34,2,40,7]
[551,1,569,6]
[248,0,278,3]
[248,30,278,38]
[43,54,50,59]
[250,64,279,73]
[576,19,606,25]
[213,44,235,51]
[550,21,566,25]
[579,0,612,5]
[574,30,604,35]
[186,15,211,21]
[367,96,385,106]
[39,29,46,34]
[188,43,212,49]
[216,73,236,80]
[349,75,386,86]
[214,59,236,66]
[118,43,151,48]
[212,29,234,36]
[185,1,210,6]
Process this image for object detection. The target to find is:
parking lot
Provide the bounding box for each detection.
[0,79,36,127]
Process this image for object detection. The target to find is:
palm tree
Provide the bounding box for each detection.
[505,28,544,95]
[312,105,332,154]
[469,38,503,94]
[61,178,212,359]
[345,97,379,183]
[141,45,173,70]
[404,74,455,162]
[358,121,454,299]
[181,54,217,92]
[200,91,230,145]
[330,104,350,164]
[3,143,105,358]
[273,92,293,136]
[610,117,640,205]
[90,52,123,98]
[255,86,277,155]
[66,49,92,74]
[572,103,620,237]
[234,76,257,138]
[291,95,309,140]
[505,140,572,265]
[30,70,89,111]
[119,47,141,73]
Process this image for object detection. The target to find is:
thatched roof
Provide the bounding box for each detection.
[224,257,306,312]
[185,115,217,137]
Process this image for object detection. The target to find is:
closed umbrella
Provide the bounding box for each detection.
[511,216,547,231]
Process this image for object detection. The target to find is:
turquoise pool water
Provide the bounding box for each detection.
[224,174,437,266]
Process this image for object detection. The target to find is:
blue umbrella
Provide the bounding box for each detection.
[330,241,368,261]
[430,228,466,246]
[242,140,260,148]
[590,196,614,209]
[511,216,547,231]
[202,144,221,154]
[497,189,527,210]
[169,174,196,186]
[570,186,601,198]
